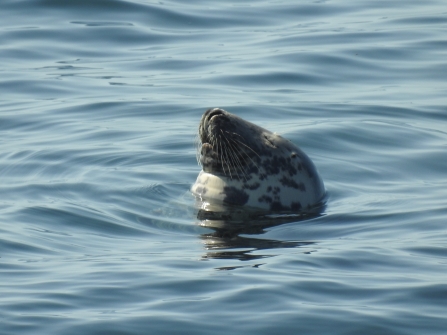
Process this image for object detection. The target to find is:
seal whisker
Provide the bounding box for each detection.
[219,131,235,180]
[216,134,228,178]
[216,133,231,180]
[224,135,252,181]
[229,137,261,175]
[233,141,256,175]
[224,129,262,168]
[228,135,262,159]
[221,130,249,181]
[228,142,249,181]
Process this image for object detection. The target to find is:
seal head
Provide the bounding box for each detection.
[192,108,325,212]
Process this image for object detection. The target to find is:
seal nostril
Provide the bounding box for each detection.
[206,108,224,121]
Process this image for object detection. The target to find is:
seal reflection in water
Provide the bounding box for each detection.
[192,108,325,214]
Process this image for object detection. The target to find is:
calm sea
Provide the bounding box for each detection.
[1,0,446,334]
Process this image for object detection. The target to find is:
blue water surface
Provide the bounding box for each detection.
[1,0,447,334]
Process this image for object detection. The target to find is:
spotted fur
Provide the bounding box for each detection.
[191,108,325,212]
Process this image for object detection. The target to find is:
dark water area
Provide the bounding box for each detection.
[1,1,446,334]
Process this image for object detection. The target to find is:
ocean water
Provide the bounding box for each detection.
[1,0,447,334]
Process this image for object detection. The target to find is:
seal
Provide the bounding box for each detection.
[192,108,325,212]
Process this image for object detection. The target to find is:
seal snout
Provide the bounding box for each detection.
[205,108,225,122]
[200,108,230,145]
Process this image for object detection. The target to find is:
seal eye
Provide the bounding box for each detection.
[291,152,297,158]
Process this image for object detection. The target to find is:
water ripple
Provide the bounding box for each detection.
[1,0,447,334]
